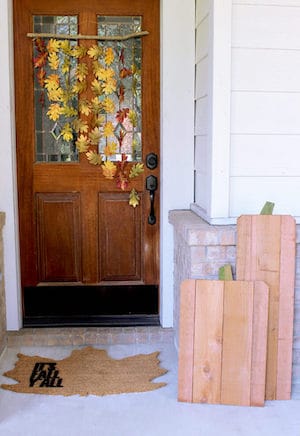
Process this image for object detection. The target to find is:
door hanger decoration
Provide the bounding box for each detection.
[33,36,144,207]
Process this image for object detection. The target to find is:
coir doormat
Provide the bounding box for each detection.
[1,347,167,396]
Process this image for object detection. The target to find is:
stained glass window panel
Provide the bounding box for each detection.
[97,16,142,162]
[33,16,79,163]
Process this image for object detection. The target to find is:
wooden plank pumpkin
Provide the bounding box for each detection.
[236,215,296,400]
[178,279,269,406]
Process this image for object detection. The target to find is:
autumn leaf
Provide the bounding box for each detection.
[47,103,63,121]
[129,189,140,207]
[62,105,78,117]
[33,51,48,69]
[101,160,117,179]
[93,115,106,127]
[86,150,102,165]
[118,84,125,103]
[78,100,91,116]
[88,45,103,60]
[47,38,60,53]
[89,127,101,145]
[119,48,125,65]
[119,67,132,79]
[102,97,115,114]
[104,47,115,66]
[61,123,73,142]
[102,78,117,95]
[90,97,102,114]
[91,79,102,96]
[93,64,115,81]
[72,45,87,59]
[128,109,138,127]
[62,58,71,75]
[72,119,89,133]
[129,163,144,179]
[72,81,87,94]
[116,175,129,191]
[44,74,60,91]
[103,121,115,138]
[103,141,117,157]
[76,63,88,82]
[36,68,46,87]
[76,134,90,152]
[60,40,72,55]
[47,87,64,102]
[116,108,129,123]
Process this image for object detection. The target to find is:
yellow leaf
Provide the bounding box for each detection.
[72,81,87,94]
[128,109,138,127]
[60,40,71,55]
[129,163,144,179]
[89,127,101,145]
[102,68,115,81]
[102,97,115,114]
[75,63,88,82]
[72,119,89,133]
[76,134,90,152]
[91,79,102,96]
[78,100,91,116]
[102,78,117,95]
[90,97,102,114]
[44,74,60,91]
[103,141,117,157]
[62,58,71,75]
[72,45,87,59]
[62,105,78,117]
[101,161,117,179]
[48,52,59,70]
[104,47,115,66]
[87,45,103,60]
[103,121,115,138]
[129,189,140,208]
[61,123,73,142]
[86,150,102,165]
[47,103,63,121]
[47,87,64,102]
[94,115,106,127]
[47,38,60,53]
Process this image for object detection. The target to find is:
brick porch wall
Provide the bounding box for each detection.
[169,210,300,395]
[0,213,6,355]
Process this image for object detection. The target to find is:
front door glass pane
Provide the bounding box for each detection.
[97,16,142,162]
[33,15,79,162]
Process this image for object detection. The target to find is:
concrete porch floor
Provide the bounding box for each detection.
[0,327,300,436]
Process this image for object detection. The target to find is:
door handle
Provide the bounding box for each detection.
[146,175,157,225]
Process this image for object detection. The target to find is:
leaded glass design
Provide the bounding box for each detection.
[33,16,79,162]
[97,16,142,161]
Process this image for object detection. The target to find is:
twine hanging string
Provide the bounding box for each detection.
[27,30,149,42]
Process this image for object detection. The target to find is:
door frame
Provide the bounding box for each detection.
[1,0,195,330]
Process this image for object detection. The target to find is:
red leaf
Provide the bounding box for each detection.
[119,48,125,65]
[116,108,129,123]
[119,68,132,79]
[37,68,46,87]
[118,84,125,104]
[33,52,48,68]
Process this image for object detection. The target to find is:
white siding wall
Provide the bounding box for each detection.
[193,0,232,224]
[194,0,211,215]
[231,1,300,219]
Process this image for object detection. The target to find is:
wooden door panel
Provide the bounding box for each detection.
[14,0,160,326]
[36,193,82,282]
[99,193,142,281]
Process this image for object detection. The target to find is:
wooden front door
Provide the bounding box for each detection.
[13,0,160,326]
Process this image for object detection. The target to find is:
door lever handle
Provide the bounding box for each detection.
[146,175,157,225]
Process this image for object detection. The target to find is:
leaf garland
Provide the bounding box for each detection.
[33,37,144,206]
